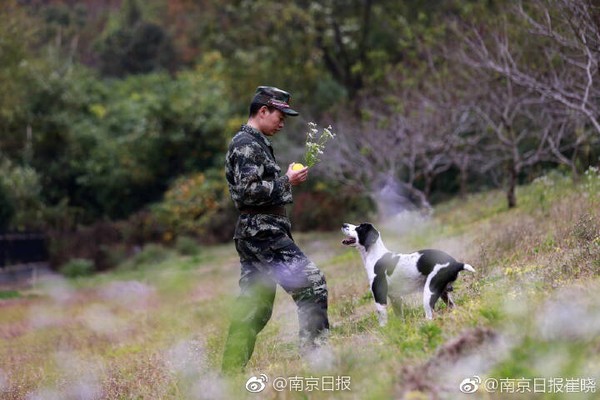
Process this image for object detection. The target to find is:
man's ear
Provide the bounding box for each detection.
[258,105,269,116]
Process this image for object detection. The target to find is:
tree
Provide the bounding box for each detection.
[0,2,37,161]
[60,67,232,221]
[457,0,600,137]
[97,0,176,77]
[454,0,600,206]
[470,78,555,208]
[324,88,459,214]
[309,0,375,99]
[0,157,44,231]
[307,0,490,100]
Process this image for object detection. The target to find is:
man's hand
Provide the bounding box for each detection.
[286,163,308,186]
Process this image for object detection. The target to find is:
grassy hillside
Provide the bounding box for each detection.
[1,169,599,399]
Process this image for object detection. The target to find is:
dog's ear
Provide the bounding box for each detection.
[357,223,379,249]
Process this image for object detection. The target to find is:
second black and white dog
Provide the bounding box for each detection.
[341,222,475,325]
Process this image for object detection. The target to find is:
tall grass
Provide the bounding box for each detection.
[0,169,599,399]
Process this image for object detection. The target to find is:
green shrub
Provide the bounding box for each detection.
[0,158,44,230]
[99,244,129,270]
[122,243,173,270]
[0,290,20,299]
[151,169,233,242]
[174,236,201,256]
[60,258,95,278]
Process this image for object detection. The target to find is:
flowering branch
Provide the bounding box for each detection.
[303,122,336,168]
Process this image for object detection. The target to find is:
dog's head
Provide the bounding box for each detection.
[341,223,380,251]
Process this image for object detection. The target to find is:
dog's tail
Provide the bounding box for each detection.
[462,263,475,273]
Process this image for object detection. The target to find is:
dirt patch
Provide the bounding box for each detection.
[398,326,499,398]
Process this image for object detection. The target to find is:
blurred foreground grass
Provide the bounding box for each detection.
[1,169,599,399]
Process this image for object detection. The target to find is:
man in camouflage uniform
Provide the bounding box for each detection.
[221,86,329,372]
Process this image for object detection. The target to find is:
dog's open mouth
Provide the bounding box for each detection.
[342,237,356,246]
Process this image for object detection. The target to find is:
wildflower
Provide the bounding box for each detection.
[301,122,336,168]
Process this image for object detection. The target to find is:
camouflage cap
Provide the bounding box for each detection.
[252,86,299,116]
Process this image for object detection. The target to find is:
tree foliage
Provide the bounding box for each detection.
[0,0,598,243]
[151,169,234,241]
[97,0,176,77]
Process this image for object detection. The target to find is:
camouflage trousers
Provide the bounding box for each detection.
[221,232,329,372]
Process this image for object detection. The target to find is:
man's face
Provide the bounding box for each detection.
[259,107,286,136]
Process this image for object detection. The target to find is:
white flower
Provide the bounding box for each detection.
[302,121,336,167]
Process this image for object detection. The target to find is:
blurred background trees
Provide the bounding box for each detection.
[0,0,598,269]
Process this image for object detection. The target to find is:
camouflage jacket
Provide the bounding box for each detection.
[225,125,293,239]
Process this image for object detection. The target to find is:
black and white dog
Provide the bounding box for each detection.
[341,222,475,325]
